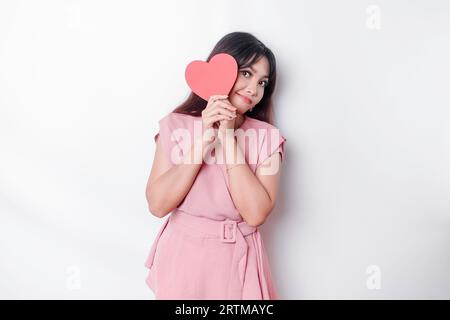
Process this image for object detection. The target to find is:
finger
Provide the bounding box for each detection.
[205,95,226,114]
[204,104,225,118]
[216,101,237,114]
[214,106,236,118]
[212,114,232,123]
[212,94,229,100]
[208,95,228,104]
[207,113,232,125]
[220,101,237,112]
[215,98,236,108]
[204,96,234,116]
[212,109,235,120]
[206,101,234,117]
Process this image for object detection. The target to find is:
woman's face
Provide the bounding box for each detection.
[228,56,270,114]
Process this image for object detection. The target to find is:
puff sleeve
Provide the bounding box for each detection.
[255,126,286,172]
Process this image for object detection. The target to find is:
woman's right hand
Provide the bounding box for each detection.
[201,94,237,144]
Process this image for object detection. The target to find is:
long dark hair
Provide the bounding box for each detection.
[171,32,278,124]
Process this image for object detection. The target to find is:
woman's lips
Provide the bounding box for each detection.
[237,93,252,104]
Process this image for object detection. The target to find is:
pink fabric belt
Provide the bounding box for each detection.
[145,208,275,299]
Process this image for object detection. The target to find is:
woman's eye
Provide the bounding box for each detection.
[240,70,268,87]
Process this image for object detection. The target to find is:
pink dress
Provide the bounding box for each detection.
[144,112,286,300]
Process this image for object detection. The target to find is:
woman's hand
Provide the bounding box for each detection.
[201,95,237,144]
[218,99,238,140]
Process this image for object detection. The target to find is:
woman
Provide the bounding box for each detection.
[144,31,286,299]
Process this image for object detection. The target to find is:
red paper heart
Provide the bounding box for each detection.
[185,53,238,101]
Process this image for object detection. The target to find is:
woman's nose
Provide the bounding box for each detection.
[245,84,257,95]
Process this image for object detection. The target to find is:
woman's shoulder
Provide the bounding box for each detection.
[245,116,278,130]
[243,117,287,166]
[161,111,198,120]
[245,116,286,140]
[159,112,201,128]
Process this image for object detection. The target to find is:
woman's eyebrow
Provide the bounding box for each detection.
[242,66,269,79]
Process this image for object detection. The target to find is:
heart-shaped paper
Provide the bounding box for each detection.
[185,53,238,101]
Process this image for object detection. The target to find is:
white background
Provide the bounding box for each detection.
[1,0,449,299]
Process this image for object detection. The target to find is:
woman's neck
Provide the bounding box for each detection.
[234,113,246,130]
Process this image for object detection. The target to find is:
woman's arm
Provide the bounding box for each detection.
[220,135,283,227]
[145,136,210,218]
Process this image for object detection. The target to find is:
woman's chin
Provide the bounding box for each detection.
[231,104,245,114]
[230,97,247,110]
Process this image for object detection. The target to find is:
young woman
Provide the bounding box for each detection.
[144,32,286,300]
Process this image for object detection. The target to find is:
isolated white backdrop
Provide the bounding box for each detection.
[1,0,449,299]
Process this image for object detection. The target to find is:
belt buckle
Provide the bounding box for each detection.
[220,220,237,243]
